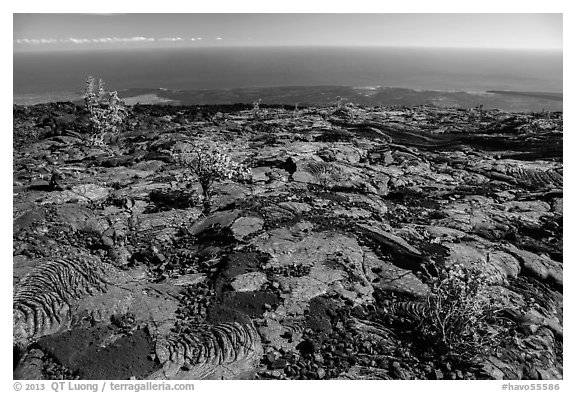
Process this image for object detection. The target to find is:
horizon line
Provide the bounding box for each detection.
[14,44,563,54]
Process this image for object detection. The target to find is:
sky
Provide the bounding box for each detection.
[13,13,562,52]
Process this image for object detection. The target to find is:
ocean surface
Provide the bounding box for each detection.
[13,47,563,110]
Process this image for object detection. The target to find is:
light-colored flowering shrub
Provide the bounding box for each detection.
[252,98,263,119]
[293,103,300,119]
[334,96,346,110]
[172,139,251,208]
[83,76,126,145]
[417,262,495,359]
[330,96,365,122]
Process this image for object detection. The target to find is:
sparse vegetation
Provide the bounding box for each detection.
[171,139,251,210]
[293,103,300,119]
[83,76,126,145]
[415,263,497,360]
[252,98,263,120]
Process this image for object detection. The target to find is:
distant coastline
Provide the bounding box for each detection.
[14,47,561,106]
[486,90,563,102]
[13,85,563,113]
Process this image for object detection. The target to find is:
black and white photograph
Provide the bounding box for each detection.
[9,4,565,386]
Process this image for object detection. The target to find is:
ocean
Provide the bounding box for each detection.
[13,47,563,109]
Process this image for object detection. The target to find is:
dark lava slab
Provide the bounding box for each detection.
[208,291,281,325]
[213,251,264,294]
[37,326,159,379]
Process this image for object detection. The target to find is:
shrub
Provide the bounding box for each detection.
[172,139,251,210]
[334,95,346,110]
[293,103,301,119]
[331,96,364,121]
[413,263,496,360]
[252,98,263,120]
[83,76,126,145]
